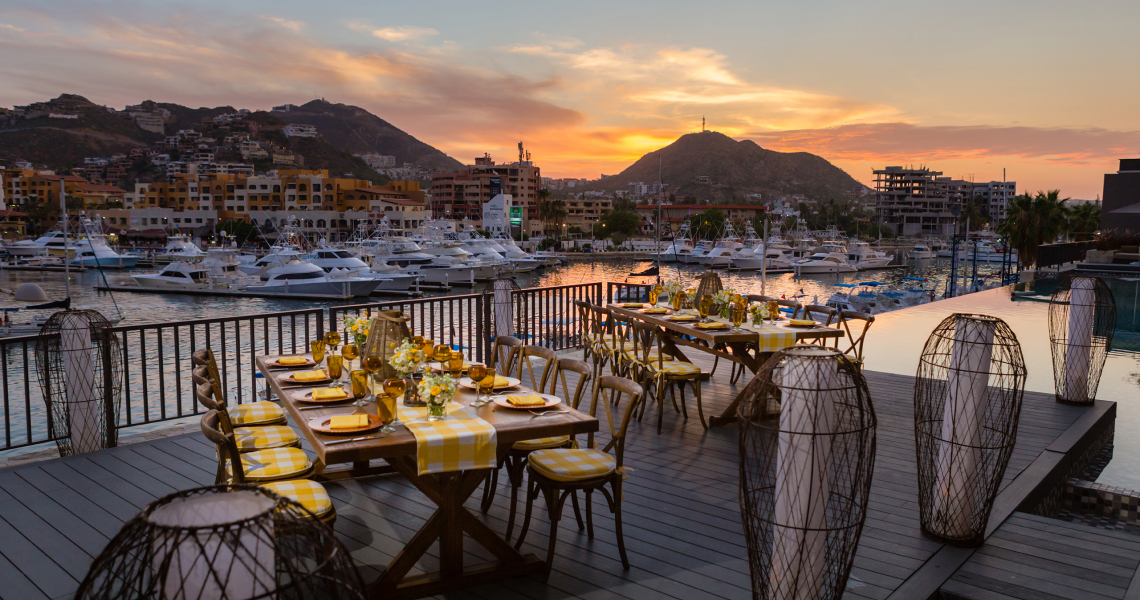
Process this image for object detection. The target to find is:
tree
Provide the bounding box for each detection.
[960,198,984,234]
[593,209,641,238]
[684,208,727,239]
[996,190,1070,268]
[1067,203,1101,240]
[215,220,260,246]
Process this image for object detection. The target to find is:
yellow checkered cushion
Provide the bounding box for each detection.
[622,349,674,362]
[230,401,286,426]
[234,425,300,451]
[234,447,312,481]
[528,448,616,482]
[648,361,702,376]
[512,435,571,451]
[260,479,333,518]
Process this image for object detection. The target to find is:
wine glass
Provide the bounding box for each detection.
[350,369,371,407]
[448,354,465,377]
[479,367,497,407]
[383,378,406,427]
[412,335,424,348]
[648,285,660,306]
[731,304,746,331]
[434,345,451,371]
[341,343,359,373]
[468,364,488,407]
[324,331,341,354]
[310,340,325,364]
[698,297,712,322]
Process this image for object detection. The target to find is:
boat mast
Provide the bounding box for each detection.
[656,154,662,284]
[59,193,71,300]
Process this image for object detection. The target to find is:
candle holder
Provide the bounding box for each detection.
[1049,275,1116,406]
[914,313,1026,546]
[739,346,877,600]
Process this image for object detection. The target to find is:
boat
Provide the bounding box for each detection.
[155,232,205,261]
[248,261,380,297]
[655,222,696,263]
[70,236,140,269]
[794,251,857,274]
[700,222,744,268]
[847,242,893,270]
[6,227,71,257]
[681,240,714,264]
[307,243,420,292]
[907,244,937,260]
[825,283,861,312]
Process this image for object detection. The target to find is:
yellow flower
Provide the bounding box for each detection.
[430,385,441,395]
[389,342,396,348]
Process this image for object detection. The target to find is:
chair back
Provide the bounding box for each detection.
[837,311,875,364]
[490,335,522,376]
[516,345,557,392]
[695,273,723,305]
[628,320,665,377]
[585,376,644,468]
[191,349,226,404]
[193,367,238,434]
[801,304,839,326]
[360,310,413,382]
[549,358,592,410]
[200,408,245,484]
[747,295,803,319]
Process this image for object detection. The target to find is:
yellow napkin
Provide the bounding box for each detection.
[293,370,328,382]
[276,356,309,365]
[668,314,697,321]
[507,394,546,407]
[621,303,644,308]
[312,387,348,400]
[329,414,368,430]
[790,319,817,326]
[493,375,511,388]
[643,308,669,314]
[697,322,730,329]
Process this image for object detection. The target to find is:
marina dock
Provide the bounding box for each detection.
[0,350,1120,600]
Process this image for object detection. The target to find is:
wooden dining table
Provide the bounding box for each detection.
[606,305,844,426]
[257,355,599,599]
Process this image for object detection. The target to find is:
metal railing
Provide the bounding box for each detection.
[1037,241,1096,269]
[607,281,653,304]
[0,282,603,452]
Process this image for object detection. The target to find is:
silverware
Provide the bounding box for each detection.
[325,435,381,446]
[298,403,354,411]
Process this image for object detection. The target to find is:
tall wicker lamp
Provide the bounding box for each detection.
[76,485,364,600]
[1049,275,1115,405]
[739,346,877,600]
[914,313,1026,546]
[35,309,123,456]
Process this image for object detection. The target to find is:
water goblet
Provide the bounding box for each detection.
[326,355,343,381]
[448,354,465,377]
[468,364,488,406]
[350,369,370,407]
[434,344,451,371]
[479,367,497,406]
[698,297,712,322]
[731,304,746,331]
[341,343,359,373]
[377,391,398,433]
[383,378,406,427]
[310,340,325,364]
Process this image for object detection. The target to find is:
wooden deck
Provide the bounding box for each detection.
[0,350,1124,600]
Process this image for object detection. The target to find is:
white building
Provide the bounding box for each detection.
[357,153,396,169]
[968,181,1017,220]
[283,123,318,138]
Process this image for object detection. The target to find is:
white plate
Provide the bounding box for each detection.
[492,393,562,410]
[458,375,521,390]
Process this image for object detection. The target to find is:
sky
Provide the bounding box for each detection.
[1,0,1138,198]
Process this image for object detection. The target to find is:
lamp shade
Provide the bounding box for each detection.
[1048,274,1115,405]
[76,485,364,600]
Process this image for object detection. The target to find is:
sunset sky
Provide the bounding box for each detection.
[2,0,1138,198]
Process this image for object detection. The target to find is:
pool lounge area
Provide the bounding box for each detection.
[0,281,1136,600]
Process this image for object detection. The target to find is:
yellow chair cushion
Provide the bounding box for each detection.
[648,361,702,376]
[230,401,286,426]
[234,425,300,451]
[234,447,312,481]
[260,479,333,518]
[622,349,674,362]
[528,448,617,482]
[512,435,571,451]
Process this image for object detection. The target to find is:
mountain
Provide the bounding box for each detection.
[586,131,863,202]
[272,100,463,171]
[0,95,161,168]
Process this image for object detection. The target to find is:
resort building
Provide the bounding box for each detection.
[1101,157,1140,231]
[283,123,319,138]
[431,148,542,235]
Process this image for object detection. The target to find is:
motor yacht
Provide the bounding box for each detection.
[700,222,744,268]
[6,228,71,258]
[70,235,140,268]
[794,251,857,274]
[156,233,205,261]
[307,243,420,292]
[847,242,893,270]
[248,261,380,297]
[681,239,714,264]
[655,222,696,263]
[907,244,937,259]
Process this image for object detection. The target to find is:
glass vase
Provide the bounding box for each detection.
[403,374,425,407]
[427,402,447,421]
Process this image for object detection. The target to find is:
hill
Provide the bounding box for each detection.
[273,100,463,171]
[0,95,160,168]
[586,131,862,202]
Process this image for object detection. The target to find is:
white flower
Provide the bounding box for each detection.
[418,372,456,406]
[388,338,426,376]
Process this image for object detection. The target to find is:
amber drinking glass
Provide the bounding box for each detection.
[479,367,497,406]
[326,355,343,380]
[698,297,712,321]
[383,378,406,427]
[310,340,325,364]
[732,304,747,330]
[433,345,451,369]
[671,291,684,312]
[448,354,465,376]
[341,343,359,373]
[412,335,424,347]
[468,364,488,406]
[350,369,370,407]
[323,331,341,352]
[377,392,397,433]
[767,300,780,323]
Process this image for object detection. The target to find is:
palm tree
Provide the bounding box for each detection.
[996,190,1070,268]
[1067,203,1101,240]
[536,188,553,235]
[959,198,983,234]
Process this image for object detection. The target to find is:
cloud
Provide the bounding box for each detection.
[366,25,438,42]
[262,16,303,32]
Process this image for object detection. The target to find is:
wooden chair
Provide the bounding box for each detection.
[481,358,594,539]
[490,335,523,377]
[192,366,300,452]
[629,320,706,431]
[579,302,615,377]
[746,294,803,319]
[837,311,875,370]
[200,408,335,524]
[191,349,287,426]
[801,304,839,326]
[515,345,558,392]
[514,375,644,573]
[606,307,638,379]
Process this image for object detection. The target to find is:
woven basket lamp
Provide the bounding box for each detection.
[35,309,123,456]
[76,485,364,600]
[739,346,877,600]
[914,314,1026,546]
[1049,275,1116,405]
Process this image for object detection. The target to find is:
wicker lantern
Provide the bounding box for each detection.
[360,309,412,382]
[739,346,877,600]
[1049,275,1116,405]
[35,309,123,456]
[914,314,1026,546]
[76,485,364,600]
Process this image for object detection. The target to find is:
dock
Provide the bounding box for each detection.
[93,284,356,301]
[0,347,1122,600]
[1,264,87,272]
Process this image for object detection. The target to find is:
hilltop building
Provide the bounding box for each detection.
[1101,158,1140,231]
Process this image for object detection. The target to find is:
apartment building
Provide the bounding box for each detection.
[564,197,613,229]
[874,167,1016,235]
[283,123,318,138]
[431,150,542,235]
[969,181,1017,220]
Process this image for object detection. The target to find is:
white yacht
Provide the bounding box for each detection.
[156,233,205,261]
[847,242,893,270]
[907,244,937,259]
[6,228,71,257]
[70,235,140,269]
[700,222,744,268]
[251,261,380,297]
[307,244,420,292]
[656,223,696,263]
[682,240,714,264]
[794,251,857,274]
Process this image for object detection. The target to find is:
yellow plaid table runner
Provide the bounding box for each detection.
[397,402,498,475]
[700,317,799,352]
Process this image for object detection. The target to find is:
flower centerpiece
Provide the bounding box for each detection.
[342,315,371,346]
[711,289,738,318]
[418,372,457,420]
[663,280,683,303]
[389,338,427,406]
[750,302,770,325]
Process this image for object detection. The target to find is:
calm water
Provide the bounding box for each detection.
[864,284,1140,489]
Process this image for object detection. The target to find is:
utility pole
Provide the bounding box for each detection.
[656,154,662,284]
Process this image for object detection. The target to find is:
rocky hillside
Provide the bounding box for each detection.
[587,131,863,202]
